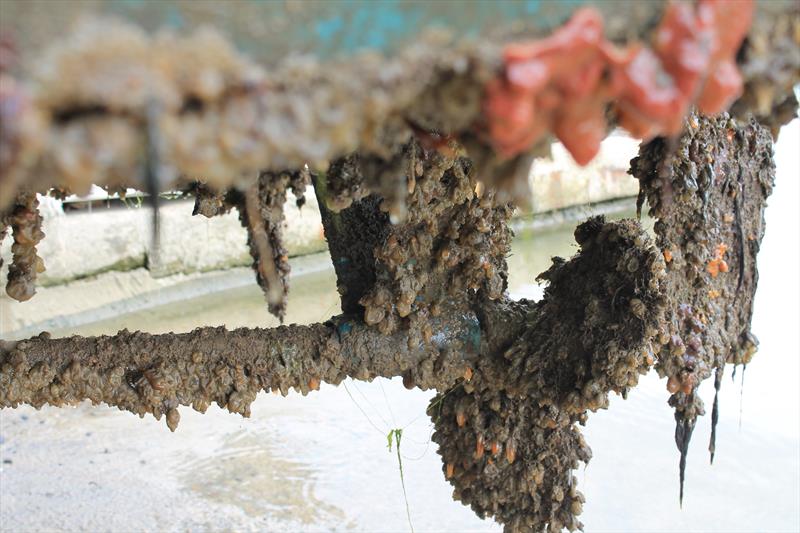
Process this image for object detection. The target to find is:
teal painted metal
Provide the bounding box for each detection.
[3,0,592,67]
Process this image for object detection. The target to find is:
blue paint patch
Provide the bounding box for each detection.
[310,0,427,55]
[316,16,345,44]
[337,321,353,336]
[464,315,482,352]
[524,0,542,14]
[165,7,184,28]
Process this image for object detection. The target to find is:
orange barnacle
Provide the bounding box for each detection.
[308,377,320,391]
[681,374,696,395]
[446,463,455,479]
[143,369,163,391]
[491,441,500,457]
[463,367,473,382]
[475,435,485,459]
[456,410,466,428]
[707,242,729,277]
[667,375,681,394]
[506,442,517,464]
[663,249,673,263]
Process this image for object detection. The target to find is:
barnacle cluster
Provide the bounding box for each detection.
[352,140,513,342]
[2,192,45,302]
[431,217,666,532]
[731,8,800,135]
[0,74,45,210]
[631,111,774,496]
[189,170,309,321]
[2,2,797,214]
[235,169,309,321]
[0,18,498,199]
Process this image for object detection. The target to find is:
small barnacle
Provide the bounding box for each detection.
[581,380,600,399]
[667,375,681,394]
[685,335,702,356]
[422,323,433,343]
[191,351,204,364]
[505,442,517,464]
[570,499,583,515]
[396,300,412,318]
[680,373,696,394]
[629,298,646,319]
[707,243,729,277]
[166,408,180,432]
[143,369,163,391]
[669,336,686,357]
[364,305,385,326]
[456,410,466,427]
[192,397,210,413]
[378,314,396,335]
[482,260,495,279]
[475,435,485,459]
[227,391,250,414]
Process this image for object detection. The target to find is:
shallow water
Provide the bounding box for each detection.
[1,122,798,532]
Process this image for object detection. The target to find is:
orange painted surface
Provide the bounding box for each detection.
[483,0,754,164]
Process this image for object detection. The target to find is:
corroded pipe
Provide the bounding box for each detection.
[0,299,495,431]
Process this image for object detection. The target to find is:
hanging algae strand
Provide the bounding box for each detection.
[387,428,414,533]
